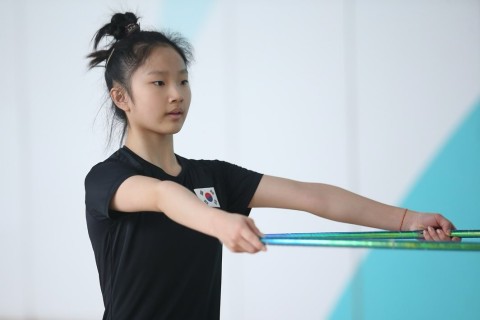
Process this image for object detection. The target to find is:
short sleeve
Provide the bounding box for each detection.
[215,161,263,215]
[85,159,139,220]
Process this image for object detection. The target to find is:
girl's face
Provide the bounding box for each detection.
[123,46,192,137]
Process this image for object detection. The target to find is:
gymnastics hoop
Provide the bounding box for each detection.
[261,229,480,251]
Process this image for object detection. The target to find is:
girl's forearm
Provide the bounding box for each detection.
[156,180,266,252]
[155,180,221,236]
[303,183,406,231]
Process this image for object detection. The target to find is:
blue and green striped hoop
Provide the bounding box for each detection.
[261,230,480,251]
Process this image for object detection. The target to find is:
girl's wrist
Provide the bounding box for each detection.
[399,209,419,231]
[207,208,226,238]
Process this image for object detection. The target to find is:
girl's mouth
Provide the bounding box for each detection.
[167,110,184,119]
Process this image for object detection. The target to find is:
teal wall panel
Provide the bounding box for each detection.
[160,0,215,39]
[331,101,480,319]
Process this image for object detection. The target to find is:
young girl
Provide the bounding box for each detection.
[85,12,458,320]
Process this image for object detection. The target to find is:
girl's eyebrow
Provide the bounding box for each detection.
[147,69,188,75]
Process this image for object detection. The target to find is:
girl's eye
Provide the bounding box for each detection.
[181,80,189,86]
[153,81,165,86]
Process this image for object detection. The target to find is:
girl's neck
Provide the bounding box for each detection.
[124,132,181,176]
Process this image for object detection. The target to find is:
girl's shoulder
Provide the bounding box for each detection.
[181,157,261,181]
[85,148,144,184]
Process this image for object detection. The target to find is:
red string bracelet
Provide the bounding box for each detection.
[399,208,408,231]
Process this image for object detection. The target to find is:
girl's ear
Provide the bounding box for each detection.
[110,87,131,112]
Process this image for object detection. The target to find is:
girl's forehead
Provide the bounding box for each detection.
[141,46,186,71]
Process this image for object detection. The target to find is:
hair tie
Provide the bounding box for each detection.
[125,23,140,35]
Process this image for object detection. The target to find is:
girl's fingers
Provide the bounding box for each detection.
[427,227,441,241]
[437,216,454,235]
[423,230,431,241]
[424,226,459,242]
[247,218,264,237]
[238,238,258,253]
[242,225,267,252]
[435,229,451,241]
[235,235,264,254]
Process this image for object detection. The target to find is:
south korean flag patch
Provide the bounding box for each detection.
[194,187,220,208]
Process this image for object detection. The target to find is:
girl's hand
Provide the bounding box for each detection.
[402,210,460,241]
[212,212,267,253]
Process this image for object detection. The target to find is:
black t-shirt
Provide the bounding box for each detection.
[85,147,263,320]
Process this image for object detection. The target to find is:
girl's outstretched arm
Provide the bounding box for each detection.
[112,176,267,252]
[249,175,458,241]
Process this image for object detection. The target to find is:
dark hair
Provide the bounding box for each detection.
[87,12,194,146]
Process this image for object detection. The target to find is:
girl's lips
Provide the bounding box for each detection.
[167,108,183,115]
[166,111,183,119]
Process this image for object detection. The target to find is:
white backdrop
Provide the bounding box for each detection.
[1,0,479,319]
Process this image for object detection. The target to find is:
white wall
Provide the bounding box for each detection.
[1,0,478,319]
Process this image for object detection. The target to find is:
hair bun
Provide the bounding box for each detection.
[109,12,140,40]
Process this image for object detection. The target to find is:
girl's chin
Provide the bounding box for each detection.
[160,126,184,135]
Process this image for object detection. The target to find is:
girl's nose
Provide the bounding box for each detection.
[168,86,184,103]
